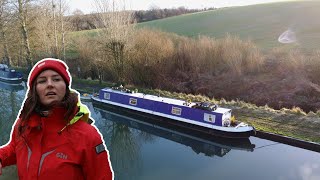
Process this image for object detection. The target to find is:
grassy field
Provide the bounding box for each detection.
[138,1,320,51]
[69,1,320,54]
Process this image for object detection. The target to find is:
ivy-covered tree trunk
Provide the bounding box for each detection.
[1,29,11,66]
[18,0,32,69]
[94,0,135,85]
[108,41,125,84]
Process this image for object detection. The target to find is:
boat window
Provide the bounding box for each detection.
[204,113,216,123]
[129,98,137,105]
[104,93,110,99]
[171,107,182,116]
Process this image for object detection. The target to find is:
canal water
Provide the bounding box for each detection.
[0,82,319,180]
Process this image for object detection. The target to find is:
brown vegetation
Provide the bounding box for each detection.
[71,28,320,113]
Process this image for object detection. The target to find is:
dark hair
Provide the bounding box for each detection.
[19,81,78,135]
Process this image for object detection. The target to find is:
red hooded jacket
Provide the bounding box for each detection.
[0,106,113,180]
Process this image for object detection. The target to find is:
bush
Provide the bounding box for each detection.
[291,106,307,116]
[219,34,264,75]
[127,28,174,87]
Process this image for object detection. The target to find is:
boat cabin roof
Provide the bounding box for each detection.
[0,64,9,69]
[102,88,231,114]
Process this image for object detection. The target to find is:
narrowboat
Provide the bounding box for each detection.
[0,64,23,83]
[92,87,256,138]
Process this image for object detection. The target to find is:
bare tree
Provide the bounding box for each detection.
[71,9,84,31]
[0,0,71,66]
[34,0,53,57]
[51,0,68,59]
[52,0,58,58]
[0,0,12,66]
[94,0,135,84]
[17,0,33,69]
[59,0,66,61]
[32,0,69,60]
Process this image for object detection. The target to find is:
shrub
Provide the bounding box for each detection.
[291,106,307,116]
[218,34,264,75]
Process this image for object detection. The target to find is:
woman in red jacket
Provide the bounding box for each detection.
[0,58,114,180]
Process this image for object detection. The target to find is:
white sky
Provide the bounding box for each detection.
[68,0,294,14]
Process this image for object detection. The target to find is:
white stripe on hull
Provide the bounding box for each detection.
[0,77,22,81]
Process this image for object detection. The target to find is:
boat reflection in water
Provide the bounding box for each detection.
[90,103,255,157]
[0,81,24,92]
[0,81,26,179]
[0,81,25,144]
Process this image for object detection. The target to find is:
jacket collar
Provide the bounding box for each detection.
[24,102,90,133]
[58,102,91,134]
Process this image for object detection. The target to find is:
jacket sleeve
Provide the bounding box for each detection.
[0,124,17,167]
[82,126,113,180]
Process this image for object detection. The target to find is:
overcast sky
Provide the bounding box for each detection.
[68,0,295,14]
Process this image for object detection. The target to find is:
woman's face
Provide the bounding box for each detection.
[36,69,66,107]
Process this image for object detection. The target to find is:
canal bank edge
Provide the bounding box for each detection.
[255,131,320,153]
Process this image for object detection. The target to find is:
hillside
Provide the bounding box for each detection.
[68,1,320,113]
[138,1,320,51]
